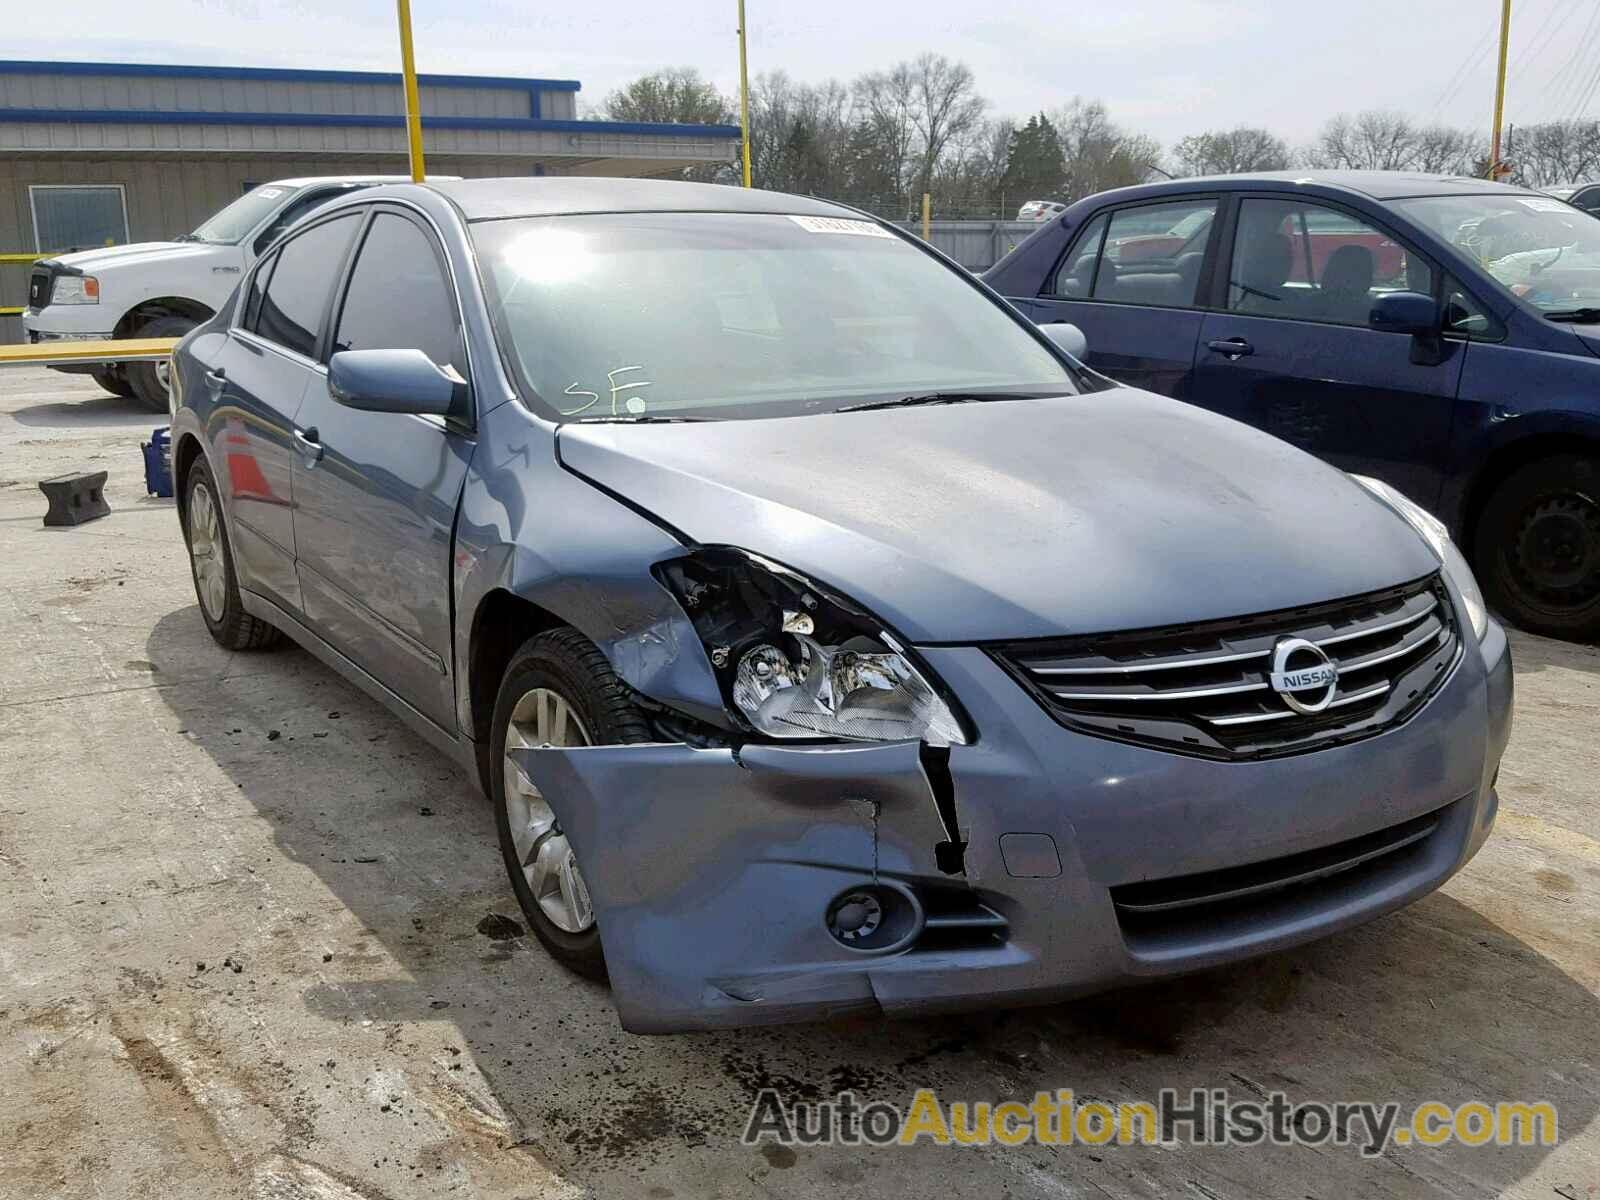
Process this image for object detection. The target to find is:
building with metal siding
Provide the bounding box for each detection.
[0,61,742,338]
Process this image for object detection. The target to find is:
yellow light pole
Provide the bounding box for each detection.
[737,0,752,187]
[1488,0,1512,180]
[396,0,427,182]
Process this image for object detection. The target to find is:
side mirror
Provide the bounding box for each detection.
[1369,291,1441,337]
[328,349,459,416]
[1042,321,1088,360]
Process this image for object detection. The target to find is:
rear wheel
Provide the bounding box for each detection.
[127,315,198,412]
[1474,453,1600,641]
[183,459,283,650]
[91,366,135,399]
[490,628,652,980]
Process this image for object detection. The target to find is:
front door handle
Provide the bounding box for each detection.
[204,367,227,388]
[292,426,323,465]
[1206,337,1254,359]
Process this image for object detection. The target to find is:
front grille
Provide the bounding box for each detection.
[912,888,1010,952]
[27,267,51,310]
[992,574,1459,759]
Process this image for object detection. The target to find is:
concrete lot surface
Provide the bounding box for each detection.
[1,367,1598,1200]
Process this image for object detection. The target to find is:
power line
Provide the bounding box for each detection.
[1509,0,1579,84]
[1535,0,1600,120]
[1428,23,1498,122]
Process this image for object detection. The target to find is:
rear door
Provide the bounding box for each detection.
[1191,195,1464,510]
[289,206,474,731]
[1006,195,1220,399]
[208,211,363,611]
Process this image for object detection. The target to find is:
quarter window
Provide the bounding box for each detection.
[1050,199,1217,309]
[1227,198,1432,326]
[241,251,276,331]
[333,213,462,373]
[254,214,361,359]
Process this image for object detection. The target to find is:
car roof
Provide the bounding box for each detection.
[421,176,857,220]
[1099,170,1547,203]
[265,175,458,188]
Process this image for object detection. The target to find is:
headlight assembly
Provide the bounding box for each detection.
[655,548,969,745]
[51,274,99,305]
[1352,475,1489,641]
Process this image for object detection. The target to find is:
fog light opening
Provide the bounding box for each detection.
[825,883,923,954]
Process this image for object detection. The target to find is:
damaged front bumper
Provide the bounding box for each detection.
[513,627,1512,1035]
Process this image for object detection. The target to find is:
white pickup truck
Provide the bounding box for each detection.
[22,176,427,410]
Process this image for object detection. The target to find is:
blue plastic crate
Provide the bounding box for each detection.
[142,426,173,498]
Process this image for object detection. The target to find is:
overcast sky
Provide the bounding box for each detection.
[32,0,1600,147]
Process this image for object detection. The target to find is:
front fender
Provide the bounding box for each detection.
[452,400,728,734]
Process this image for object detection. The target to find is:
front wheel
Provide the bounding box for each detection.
[1474,453,1600,641]
[490,628,652,980]
[91,366,135,399]
[127,315,199,412]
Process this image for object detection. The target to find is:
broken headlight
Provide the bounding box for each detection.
[655,549,969,745]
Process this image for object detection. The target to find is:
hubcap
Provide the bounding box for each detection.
[502,688,596,934]
[1511,492,1600,610]
[188,482,227,621]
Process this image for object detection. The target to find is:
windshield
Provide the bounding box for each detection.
[472,211,1078,421]
[1391,193,1600,314]
[190,185,296,244]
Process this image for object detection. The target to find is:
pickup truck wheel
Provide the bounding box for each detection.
[91,367,135,399]
[490,628,652,981]
[184,459,283,651]
[127,315,197,412]
[1474,453,1600,641]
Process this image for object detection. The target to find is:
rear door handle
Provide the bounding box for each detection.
[292,426,323,465]
[1206,338,1254,359]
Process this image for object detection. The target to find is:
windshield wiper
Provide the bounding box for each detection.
[836,390,1045,413]
[174,233,206,243]
[1544,307,1600,323]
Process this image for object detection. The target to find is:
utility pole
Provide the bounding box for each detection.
[396,0,426,182]
[737,0,752,187]
[1488,0,1512,180]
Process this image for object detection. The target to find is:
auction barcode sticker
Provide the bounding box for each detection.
[787,215,893,238]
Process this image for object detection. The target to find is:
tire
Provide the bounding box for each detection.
[91,367,135,399]
[490,628,652,980]
[183,458,283,651]
[127,315,198,413]
[1473,453,1600,641]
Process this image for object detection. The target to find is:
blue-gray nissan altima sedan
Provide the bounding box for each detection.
[167,178,1512,1033]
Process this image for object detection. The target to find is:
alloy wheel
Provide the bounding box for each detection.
[188,481,227,622]
[502,687,596,933]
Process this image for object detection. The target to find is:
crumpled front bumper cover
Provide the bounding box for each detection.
[512,625,1512,1035]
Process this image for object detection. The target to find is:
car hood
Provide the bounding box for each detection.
[45,241,229,272]
[556,389,1441,643]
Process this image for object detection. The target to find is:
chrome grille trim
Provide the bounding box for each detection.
[990,575,1459,758]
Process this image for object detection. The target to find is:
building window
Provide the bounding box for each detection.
[29,185,129,254]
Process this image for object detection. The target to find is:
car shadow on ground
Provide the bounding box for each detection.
[145,605,1599,1198]
[10,391,160,430]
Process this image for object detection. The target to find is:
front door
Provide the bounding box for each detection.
[1191,195,1464,510]
[289,208,474,732]
[1009,196,1220,399]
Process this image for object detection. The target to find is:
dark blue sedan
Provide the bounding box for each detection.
[985,171,1600,641]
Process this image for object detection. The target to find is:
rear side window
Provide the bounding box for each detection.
[332,212,463,373]
[254,214,361,359]
[1050,199,1217,308]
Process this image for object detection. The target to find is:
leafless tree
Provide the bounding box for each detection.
[1306,111,1420,171]
[903,53,988,201]
[1051,99,1163,196]
[1172,127,1292,176]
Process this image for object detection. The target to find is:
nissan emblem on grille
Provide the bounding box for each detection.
[1268,637,1339,715]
